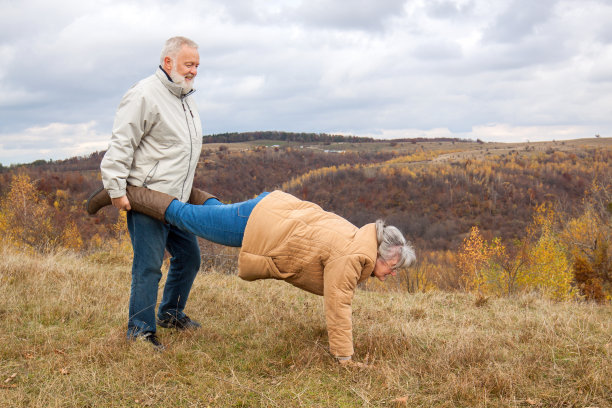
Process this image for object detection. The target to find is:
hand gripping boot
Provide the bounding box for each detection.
[86,186,176,223]
[124,186,176,223]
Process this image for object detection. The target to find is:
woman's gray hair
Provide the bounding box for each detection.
[160,36,199,65]
[375,219,416,269]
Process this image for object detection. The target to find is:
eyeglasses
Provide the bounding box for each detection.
[379,257,399,271]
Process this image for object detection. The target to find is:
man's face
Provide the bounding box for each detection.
[165,45,200,92]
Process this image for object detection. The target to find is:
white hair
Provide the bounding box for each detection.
[160,36,198,65]
[375,219,416,269]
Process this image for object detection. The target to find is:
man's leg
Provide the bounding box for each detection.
[126,211,169,338]
[157,226,201,325]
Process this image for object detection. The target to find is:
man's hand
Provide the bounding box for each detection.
[111,195,131,211]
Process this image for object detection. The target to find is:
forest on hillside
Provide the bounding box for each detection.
[0,139,610,300]
[287,148,610,250]
[202,130,376,144]
[200,130,469,145]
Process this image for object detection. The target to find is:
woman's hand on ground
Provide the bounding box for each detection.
[338,359,366,368]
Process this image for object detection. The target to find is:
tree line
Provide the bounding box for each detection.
[202,131,469,145]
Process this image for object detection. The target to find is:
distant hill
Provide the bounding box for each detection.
[0,136,609,255]
[284,142,611,250]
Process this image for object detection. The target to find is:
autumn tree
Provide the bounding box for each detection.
[0,173,58,251]
[560,181,612,301]
[518,205,576,300]
[456,226,492,294]
[486,237,531,296]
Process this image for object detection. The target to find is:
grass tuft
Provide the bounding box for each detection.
[1,245,611,407]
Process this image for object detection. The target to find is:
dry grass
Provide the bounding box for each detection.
[1,244,611,407]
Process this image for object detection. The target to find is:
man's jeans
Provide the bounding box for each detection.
[164,192,270,247]
[126,211,201,338]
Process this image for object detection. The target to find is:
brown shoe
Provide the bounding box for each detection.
[125,186,176,223]
[86,186,111,215]
[188,187,217,205]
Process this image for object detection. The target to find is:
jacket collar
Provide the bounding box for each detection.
[155,66,195,99]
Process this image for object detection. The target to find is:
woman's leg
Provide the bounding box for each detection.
[164,193,269,247]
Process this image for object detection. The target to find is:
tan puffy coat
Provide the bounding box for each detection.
[238,191,377,357]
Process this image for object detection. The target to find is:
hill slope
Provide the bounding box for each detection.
[1,245,610,407]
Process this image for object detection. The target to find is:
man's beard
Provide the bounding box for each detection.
[169,66,195,93]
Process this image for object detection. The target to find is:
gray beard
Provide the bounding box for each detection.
[169,67,194,93]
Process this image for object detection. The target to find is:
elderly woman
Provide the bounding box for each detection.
[87,186,415,363]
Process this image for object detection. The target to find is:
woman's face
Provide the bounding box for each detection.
[372,256,398,281]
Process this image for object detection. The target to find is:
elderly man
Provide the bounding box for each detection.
[99,36,203,350]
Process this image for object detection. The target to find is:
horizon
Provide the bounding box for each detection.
[2,0,612,165]
[1,132,608,168]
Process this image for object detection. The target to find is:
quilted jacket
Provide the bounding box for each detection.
[238,191,377,357]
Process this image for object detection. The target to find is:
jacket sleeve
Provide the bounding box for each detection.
[323,255,364,357]
[100,86,151,198]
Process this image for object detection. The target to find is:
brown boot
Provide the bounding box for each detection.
[86,186,111,215]
[86,185,176,223]
[125,186,176,223]
[188,187,217,205]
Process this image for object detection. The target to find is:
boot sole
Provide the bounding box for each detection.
[86,186,106,214]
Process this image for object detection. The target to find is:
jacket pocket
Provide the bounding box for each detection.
[143,161,159,187]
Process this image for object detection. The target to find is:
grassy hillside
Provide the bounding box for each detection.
[1,244,610,407]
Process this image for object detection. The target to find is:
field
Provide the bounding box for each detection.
[1,245,610,407]
[0,136,611,406]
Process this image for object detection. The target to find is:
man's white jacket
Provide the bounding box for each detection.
[101,67,202,202]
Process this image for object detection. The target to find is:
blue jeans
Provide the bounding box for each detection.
[126,211,201,338]
[164,192,270,247]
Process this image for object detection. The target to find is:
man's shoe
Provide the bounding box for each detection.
[157,315,201,330]
[140,332,165,351]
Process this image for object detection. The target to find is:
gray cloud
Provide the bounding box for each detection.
[1,0,611,165]
[483,0,559,44]
[293,0,407,31]
[425,0,475,19]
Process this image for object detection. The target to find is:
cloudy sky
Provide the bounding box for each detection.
[1,0,611,165]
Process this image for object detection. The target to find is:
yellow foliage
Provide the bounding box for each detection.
[60,220,83,250]
[559,188,612,301]
[54,189,69,211]
[89,233,104,249]
[0,173,58,251]
[521,230,576,300]
[281,150,456,191]
[560,207,604,258]
[456,226,491,293]
[110,211,133,258]
[458,207,577,300]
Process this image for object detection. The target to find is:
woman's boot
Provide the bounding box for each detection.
[86,187,111,214]
[86,186,176,223]
[125,186,176,223]
[188,187,217,205]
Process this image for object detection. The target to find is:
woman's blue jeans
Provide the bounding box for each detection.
[164,192,270,247]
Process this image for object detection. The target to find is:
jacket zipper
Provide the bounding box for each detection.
[143,161,159,188]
